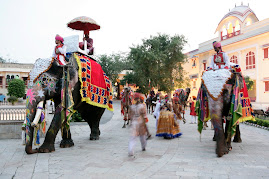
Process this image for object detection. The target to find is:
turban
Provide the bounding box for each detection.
[213,41,221,48]
[55,35,64,42]
[133,93,142,100]
[173,96,179,102]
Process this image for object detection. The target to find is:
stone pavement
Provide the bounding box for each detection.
[1,100,269,179]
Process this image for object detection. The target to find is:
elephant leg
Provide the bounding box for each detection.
[224,119,232,151]
[233,125,242,143]
[81,105,105,140]
[38,106,62,153]
[126,107,130,125]
[25,125,38,154]
[60,125,74,148]
[122,107,127,128]
[25,104,38,154]
[212,119,229,157]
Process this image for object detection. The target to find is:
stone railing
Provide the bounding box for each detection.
[0,107,26,121]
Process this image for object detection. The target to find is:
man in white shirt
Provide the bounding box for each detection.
[52,34,67,65]
[208,41,230,70]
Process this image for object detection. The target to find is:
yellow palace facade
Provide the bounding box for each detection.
[184,5,269,110]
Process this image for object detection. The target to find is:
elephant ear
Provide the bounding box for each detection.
[28,58,54,88]
[202,69,232,100]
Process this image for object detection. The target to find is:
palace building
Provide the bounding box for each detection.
[184,5,269,110]
[0,63,33,99]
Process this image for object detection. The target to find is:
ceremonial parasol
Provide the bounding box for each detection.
[67,16,100,51]
[67,16,100,32]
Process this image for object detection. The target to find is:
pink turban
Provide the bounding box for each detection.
[55,35,64,42]
[213,41,221,48]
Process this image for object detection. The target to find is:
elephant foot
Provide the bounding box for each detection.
[216,147,229,157]
[38,143,55,153]
[216,143,229,157]
[233,138,242,143]
[227,143,233,151]
[213,136,216,141]
[25,146,38,154]
[90,134,99,140]
[60,139,74,148]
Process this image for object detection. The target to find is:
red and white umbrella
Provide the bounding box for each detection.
[67,16,100,33]
[67,16,100,52]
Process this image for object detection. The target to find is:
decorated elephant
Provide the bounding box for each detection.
[23,53,113,154]
[173,88,190,122]
[196,65,255,157]
[121,87,132,128]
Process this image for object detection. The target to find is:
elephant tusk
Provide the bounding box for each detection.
[31,101,44,127]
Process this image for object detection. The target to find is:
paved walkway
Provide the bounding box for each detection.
[1,100,269,179]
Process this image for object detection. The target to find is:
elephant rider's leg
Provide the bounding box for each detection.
[38,105,62,153]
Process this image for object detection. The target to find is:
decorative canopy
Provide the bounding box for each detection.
[67,16,100,33]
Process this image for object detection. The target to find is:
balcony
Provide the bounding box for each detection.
[221,30,241,41]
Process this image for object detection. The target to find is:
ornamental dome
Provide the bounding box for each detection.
[215,5,259,33]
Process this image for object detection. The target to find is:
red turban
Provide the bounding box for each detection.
[55,35,64,42]
[173,96,179,102]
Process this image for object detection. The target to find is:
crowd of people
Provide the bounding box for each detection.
[122,88,198,157]
[123,40,234,157]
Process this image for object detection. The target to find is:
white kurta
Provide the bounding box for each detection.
[52,45,67,65]
[208,52,230,70]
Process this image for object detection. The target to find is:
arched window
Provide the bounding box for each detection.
[230,55,238,64]
[246,51,255,69]
[235,20,240,31]
[245,18,251,26]
[222,25,227,36]
[227,23,233,34]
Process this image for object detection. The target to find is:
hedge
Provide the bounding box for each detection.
[246,118,269,128]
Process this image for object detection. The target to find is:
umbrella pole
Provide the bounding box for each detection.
[83,32,87,52]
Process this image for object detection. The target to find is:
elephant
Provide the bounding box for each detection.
[197,67,254,157]
[173,88,190,122]
[121,87,132,128]
[146,95,157,114]
[24,53,111,154]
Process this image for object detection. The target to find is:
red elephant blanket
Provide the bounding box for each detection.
[74,53,113,111]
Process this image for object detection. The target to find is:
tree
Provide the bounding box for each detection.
[0,56,6,63]
[97,53,131,83]
[7,79,26,98]
[127,34,187,94]
[244,76,254,91]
